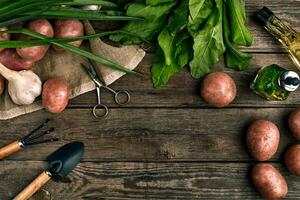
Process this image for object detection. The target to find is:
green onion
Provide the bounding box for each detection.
[0,7,49,27]
[0,30,120,48]
[0,29,150,47]
[56,0,119,7]
[20,7,143,21]
[0,0,70,20]
[13,29,141,76]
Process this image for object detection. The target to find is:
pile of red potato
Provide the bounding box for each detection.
[200,71,300,199]
[247,111,300,199]
[0,19,85,113]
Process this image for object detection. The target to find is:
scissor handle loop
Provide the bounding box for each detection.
[92,104,109,118]
[114,90,130,105]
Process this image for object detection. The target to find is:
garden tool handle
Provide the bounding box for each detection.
[0,141,22,159]
[13,171,51,200]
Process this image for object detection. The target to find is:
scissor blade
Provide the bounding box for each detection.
[81,63,104,87]
[81,63,97,79]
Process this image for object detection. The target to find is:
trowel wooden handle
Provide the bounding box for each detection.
[13,171,51,200]
[0,141,22,159]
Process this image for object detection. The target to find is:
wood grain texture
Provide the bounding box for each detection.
[92,0,300,52]
[0,161,299,200]
[68,53,300,108]
[0,1,299,200]
[13,171,51,200]
[0,108,296,162]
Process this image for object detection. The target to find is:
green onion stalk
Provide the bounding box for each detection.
[0,0,144,75]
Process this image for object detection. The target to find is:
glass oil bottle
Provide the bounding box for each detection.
[251,64,300,101]
[257,7,300,69]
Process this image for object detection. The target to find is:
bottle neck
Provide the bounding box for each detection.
[279,70,300,92]
[265,15,297,47]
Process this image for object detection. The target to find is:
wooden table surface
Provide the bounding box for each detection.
[1,1,300,200]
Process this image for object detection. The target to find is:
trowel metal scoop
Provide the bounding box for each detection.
[13,142,84,200]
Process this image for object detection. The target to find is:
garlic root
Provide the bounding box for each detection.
[0,62,41,105]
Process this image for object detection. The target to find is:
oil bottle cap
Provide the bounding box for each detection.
[257,7,274,25]
[279,70,300,92]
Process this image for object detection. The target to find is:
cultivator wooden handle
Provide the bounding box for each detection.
[0,141,22,159]
[13,171,51,200]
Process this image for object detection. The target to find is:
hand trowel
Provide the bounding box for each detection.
[13,141,84,200]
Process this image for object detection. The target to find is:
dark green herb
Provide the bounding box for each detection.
[187,0,213,37]
[151,0,190,88]
[109,1,177,44]
[109,0,253,87]
[223,4,251,70]
[189,0,225,78]
[226,0,252,46]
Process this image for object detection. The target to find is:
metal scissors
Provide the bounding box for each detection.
[81,62,130,118]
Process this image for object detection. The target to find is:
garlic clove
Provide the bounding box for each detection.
[8,70,42,105]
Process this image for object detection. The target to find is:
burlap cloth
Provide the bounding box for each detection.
[0,21,145,120]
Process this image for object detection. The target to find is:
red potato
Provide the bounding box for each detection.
[8,22,24,40]
[201,72,236,108]
[16,19,54,61]
[53,19,84,52]
[288,108,300,140]
[252,163,288,199]
[0,27,11,53]
[247,120,280,161]
[42,78,69,113]
[0,75,5,95]
[0,49,34,71]
[284,144,300,176]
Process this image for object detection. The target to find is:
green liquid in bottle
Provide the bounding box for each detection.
[251,64,289,100]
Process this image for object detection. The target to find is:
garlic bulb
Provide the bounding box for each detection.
[0,62,41,105]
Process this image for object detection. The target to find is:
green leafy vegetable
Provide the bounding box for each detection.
[110,0,253,87]
[151,0,190,88]
[187,0,213,37]
[189,0,225,78]
[223,4,251,70]
[226,0,252,46]
[109,1,177,44]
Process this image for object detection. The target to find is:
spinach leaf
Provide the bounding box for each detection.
[223,3,251,70]
[187,0,213,37]
[109,1,177,45]
[226,0,252,46]
[189,0,225,78]
[151,0,190,88]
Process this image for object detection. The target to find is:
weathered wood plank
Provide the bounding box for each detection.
[92,0,300,52]
[0,108,296,162]
[0,161,298,200]
[68,53,300,108]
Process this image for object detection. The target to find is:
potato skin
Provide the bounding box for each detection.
[0,75,5,95]
[201,72,236,108]
[252,163,288,199]
[42,78,69,113]
[8,22,24,40]
[247,120,280,161]
[288,108,300,140]
[0,49,34,71]
[0,27,11,52]
[284,144,300,176]
[53,19,84,52]
[16,19,54,61]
